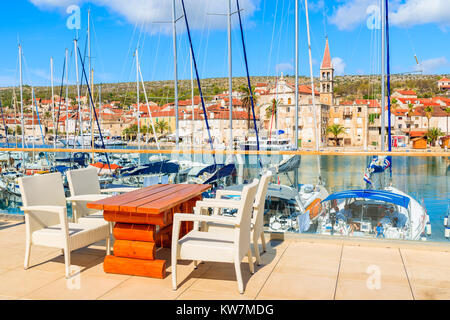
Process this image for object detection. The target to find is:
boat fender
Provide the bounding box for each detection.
[444,216,448,227]
[445,227,450,239]
[425,222,431,236]
[426,215,430,223]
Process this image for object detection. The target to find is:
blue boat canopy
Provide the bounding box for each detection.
[322,190,410,209]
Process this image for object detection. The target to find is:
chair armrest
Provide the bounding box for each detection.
[215,190,242,199]
[66,194,110,202]
[100,187,140,194]
[195,199,241,210]
[21,205,68,230]
[172,212,239,248]
[174,212,239,226]
[21,205,66,214]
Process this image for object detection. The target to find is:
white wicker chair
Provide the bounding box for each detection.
[171,179,259,294]
[197,172,272,265]
[66,167,138,223]
[19,172,111,278]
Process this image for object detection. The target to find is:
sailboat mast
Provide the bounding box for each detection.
[294,0,299,150]
[228,0,233,151]
[190,50,195,150]
[74,39,83,148]
[380,0,386,152]
[172,0,179,149]
[136,48,141,165]
[99,84,102,130]
[32,87,35,154]
[305,0,320,152]
[51,57,56,150]
[65,48,69,146]
[385,0,392,152]
[19,45,25,150]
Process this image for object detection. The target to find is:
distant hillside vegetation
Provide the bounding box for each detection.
[0,74,447,109]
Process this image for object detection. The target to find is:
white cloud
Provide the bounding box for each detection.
[276,62,293,73]
[391,0,450,28]
[328,0,377,31]
[414,56,448,74]
[332,57,346,75]
[329,0,450,30]
[29,0,260,34]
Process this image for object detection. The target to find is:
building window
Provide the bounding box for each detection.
[357,128,363,135]
[357,107,362,112]
[334,118,339,124]
[288,98,292,105]
[334,107,339,113]
[357,117,362,124]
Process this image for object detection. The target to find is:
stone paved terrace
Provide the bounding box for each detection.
[1,220,449,300]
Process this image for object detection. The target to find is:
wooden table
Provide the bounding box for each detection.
[87,184,211,279]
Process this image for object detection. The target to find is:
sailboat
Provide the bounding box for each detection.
[314,0,427,240]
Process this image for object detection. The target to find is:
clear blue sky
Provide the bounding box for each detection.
[1,0,449,87]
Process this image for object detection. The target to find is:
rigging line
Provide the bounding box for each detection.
[322,0,327,39]
[201,1,212,78]
[91,14,107,86]
[31,89,50,166]
[54,54,67,147]
[150,31,162,81]
[348,22,364,67]
[236,0,261,169]
[274,0,288,76]
[266,0,279,79]
[0,101,9,148]
[77,46,113,175]
[118,18,140,95]
[180,0,216,165]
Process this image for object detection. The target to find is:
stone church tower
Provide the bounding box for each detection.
[319,38,334,106]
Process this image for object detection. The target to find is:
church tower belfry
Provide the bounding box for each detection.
[319,38,334,106]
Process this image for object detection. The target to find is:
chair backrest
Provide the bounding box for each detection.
[67,167,101,196]
[252,171,273,233]
[19,172,66,229]
[235,179,259,257]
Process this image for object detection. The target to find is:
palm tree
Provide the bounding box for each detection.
[444,107,450,135]
[406,103,415,143]
[424,106,434,130]
[240,85,258,130]
[156,120,169,135]
[326,124,345,146]
[426,127,443,147]
[265,99,278,120]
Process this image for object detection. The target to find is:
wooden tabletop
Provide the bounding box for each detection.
[87,184,212,214]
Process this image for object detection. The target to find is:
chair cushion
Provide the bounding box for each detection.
[77,211,106,225]
[32,221,109,250]
[177,231,236,263]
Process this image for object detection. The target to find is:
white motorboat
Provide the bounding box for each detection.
[314,187,427,240]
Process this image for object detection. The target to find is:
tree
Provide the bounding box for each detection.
[424,106,434,130]
[426,127,443,146]
[155,120,169,134]
[326,124,345,146]
[16,125,22,136]
[265,99,278,120]
[406,103,415,141]
[444,107,450,135]
[240,85,258,130]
